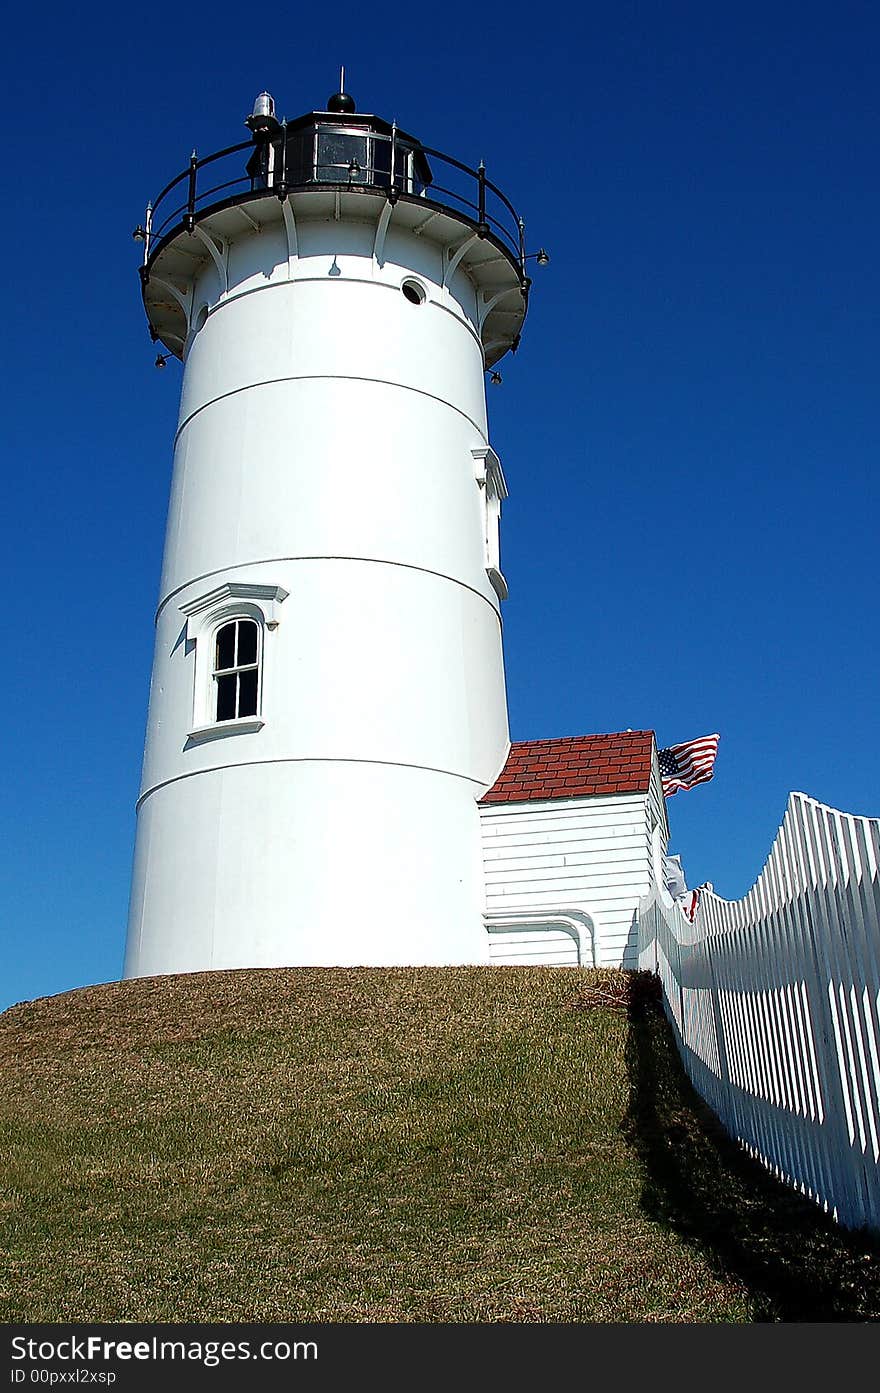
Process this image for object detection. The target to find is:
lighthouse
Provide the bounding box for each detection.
[125,85,534,977]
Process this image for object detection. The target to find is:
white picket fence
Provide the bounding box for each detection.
[637,791,880,1231]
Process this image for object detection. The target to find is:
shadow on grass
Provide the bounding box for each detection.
[622,973,880,1322]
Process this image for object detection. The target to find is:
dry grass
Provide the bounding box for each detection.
[0,967,877,1323]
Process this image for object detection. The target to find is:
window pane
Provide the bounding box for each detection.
[237,621,258,668]
[216,673,237,722]
[215,623,236,671]
[280,127,313,185]
[316,130,368,183]
[238,668,258,718]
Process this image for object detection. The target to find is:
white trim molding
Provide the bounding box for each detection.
[180,581,289,642]
[186,716,265,744]
[471,445,508,499]
[484,908,599,967]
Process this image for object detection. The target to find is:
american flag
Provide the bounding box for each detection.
[658,733,720,797]
[679,888,702,923]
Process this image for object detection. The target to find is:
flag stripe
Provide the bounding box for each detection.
[659,733,719,797]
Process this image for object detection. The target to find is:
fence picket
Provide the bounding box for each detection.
[637,792,880,1230]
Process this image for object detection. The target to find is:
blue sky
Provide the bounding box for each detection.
[2,2,878,1010]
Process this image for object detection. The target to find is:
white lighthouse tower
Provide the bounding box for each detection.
[125,84,535,977]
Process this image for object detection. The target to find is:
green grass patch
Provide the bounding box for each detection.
[1,966,878,1321]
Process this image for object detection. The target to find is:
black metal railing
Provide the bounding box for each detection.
[140,121,527,280]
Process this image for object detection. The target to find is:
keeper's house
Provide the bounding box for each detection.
[480,730,669,970]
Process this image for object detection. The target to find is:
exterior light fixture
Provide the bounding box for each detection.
[490,371,502,385]
[132,225,147,243]
[155,354,170,369]
[535,248,550,267]
[246,91,281,136]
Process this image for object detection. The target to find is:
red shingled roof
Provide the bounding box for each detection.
[480,731,655,804]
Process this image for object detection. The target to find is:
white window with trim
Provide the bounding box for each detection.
[472,446,508,600]
[213,617,261,722]
[178,581,289,742]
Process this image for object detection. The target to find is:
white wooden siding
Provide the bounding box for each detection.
[488,928,580,966]
[480,793,654,967]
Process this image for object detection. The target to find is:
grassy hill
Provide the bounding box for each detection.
[1,966,879,1323]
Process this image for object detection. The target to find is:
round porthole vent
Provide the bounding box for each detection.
[401,278,427,305]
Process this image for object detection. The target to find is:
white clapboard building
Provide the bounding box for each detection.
[481,731,669,969]
[124,85,672,978]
